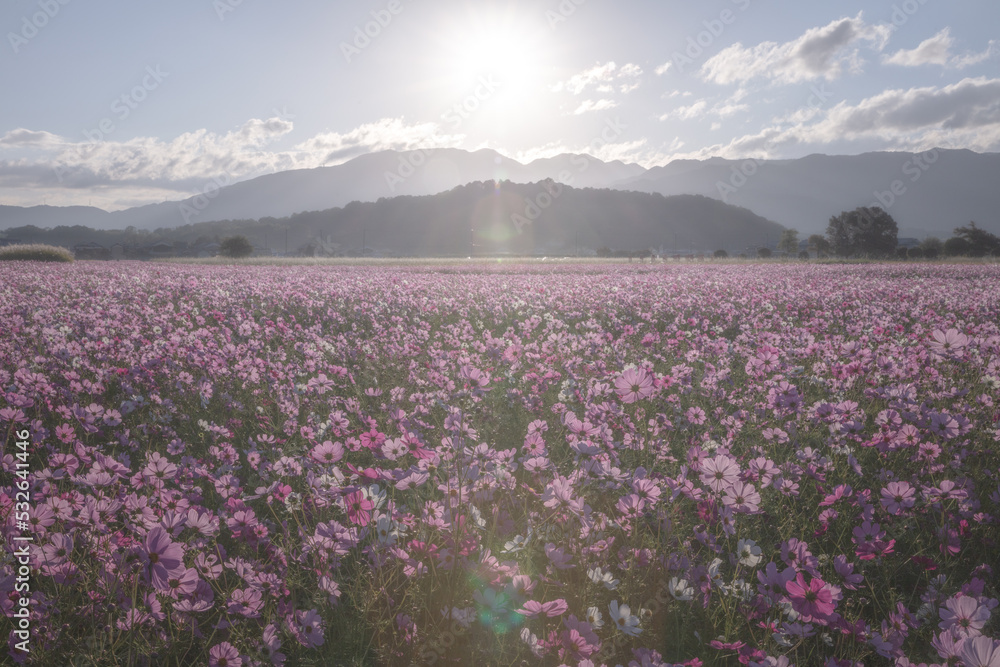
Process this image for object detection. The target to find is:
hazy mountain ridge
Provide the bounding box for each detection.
[2,181,785,257]
[1,148,996,239]
[614,148,1000,237]
[0,149,646,232]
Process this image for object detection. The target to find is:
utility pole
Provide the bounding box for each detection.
[284,228,288,256]
[362,227,366,256]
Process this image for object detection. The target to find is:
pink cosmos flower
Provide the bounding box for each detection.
[162,567,200,598]
[614,368,653,403]
[723,481,761,513]
[310,440,344,464]
[143,526,186,590]
[928,328,969,355]
[298,609,326,648]
[700,454,741,493]
[518,598,568,617]
[959,636,1000,667]
[939,595,990,637]
[39,532,73,566]
[228,587,265,617]
[880,481,916,515]
[685,406,707,425]
[208,642,241,667]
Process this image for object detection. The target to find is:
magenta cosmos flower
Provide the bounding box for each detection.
[785,573,839,622]
[614,368,653,403]
[343,490,374,526]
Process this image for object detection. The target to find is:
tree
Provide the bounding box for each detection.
[778,229,800,255]
[807,234,831,257]
[907,247,924,259]
[826,207,898,257]
[713,249,728,258]
[220,235,253,258]
[757,247,772,258]
[798,250,810,260]
[952,221,1000,257]
[943,236,971,257]
[920,237,942,259]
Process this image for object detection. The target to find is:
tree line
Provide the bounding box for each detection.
[734,207,1000,259]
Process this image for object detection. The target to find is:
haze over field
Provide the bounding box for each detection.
[2,0,999,240]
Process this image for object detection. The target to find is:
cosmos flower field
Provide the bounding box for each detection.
[2,261,1000,667]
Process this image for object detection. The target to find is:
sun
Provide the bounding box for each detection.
[426,7,551,131]
[444,18,537,90]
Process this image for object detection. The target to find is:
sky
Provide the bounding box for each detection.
[1,0,998,211]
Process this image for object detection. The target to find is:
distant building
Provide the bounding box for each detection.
[897,237,921,249]
[73,242,110,260]
[193,241,220,257]
[146,241,176,258]
[110,243,124,260]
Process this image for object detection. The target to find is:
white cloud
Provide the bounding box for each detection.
[552,61,643,96]
[803,76,1000,142]
[0,129,62,147]
[573,99,619,115]
[660,100,708,121]
[552,62,617,95]
[884,28,952,66]
[0,116,465,208]
[712,103,749,118]
[701,14,891,85]
[660,92,748,122]
[884,28,996,69]
[509,138,666,169]
[666,76,1000,162]
[292,117,463,162]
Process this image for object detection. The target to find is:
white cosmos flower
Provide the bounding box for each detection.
[737,538,763,567]
[587,566,620,590]
[374,516,400,546]
[586,606,604,628]
[363,484,386,510]
[608,600,641,636]
[503,532,531,553]
[668,577,694,601]
[708,558,726,589]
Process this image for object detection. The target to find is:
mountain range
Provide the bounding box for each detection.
[1,147,997,240]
